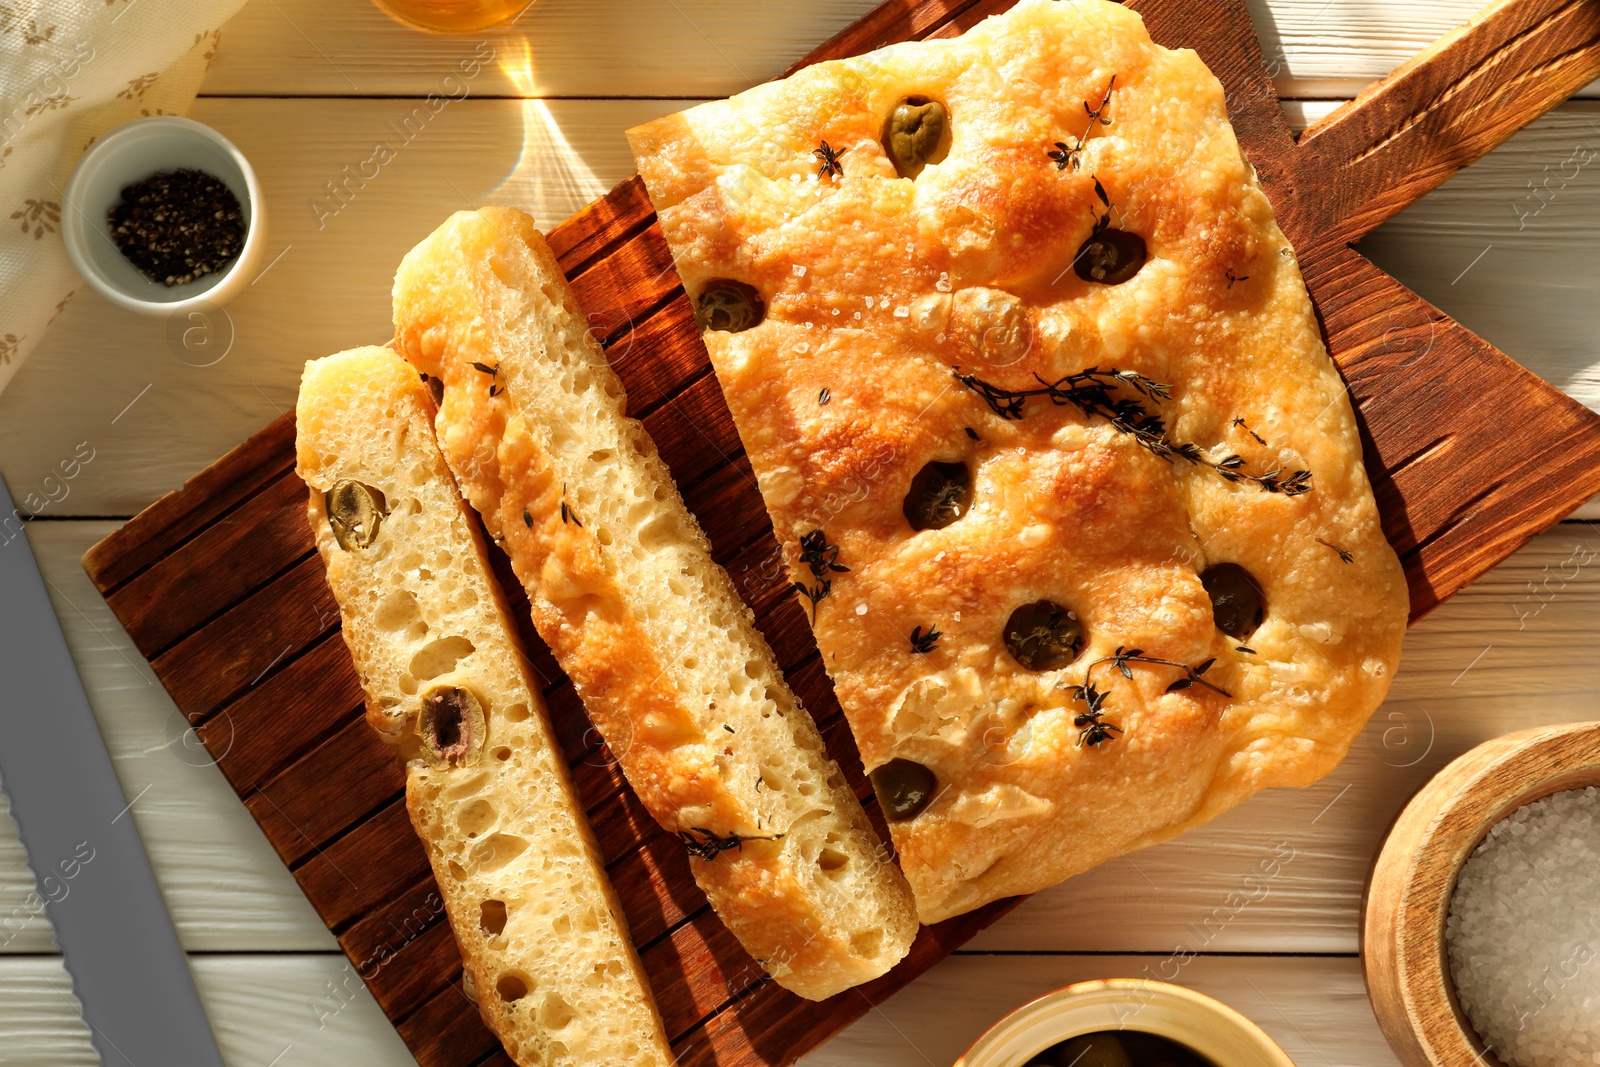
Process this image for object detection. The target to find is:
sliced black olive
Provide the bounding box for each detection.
[419,684,486,767]
[694,280,764,333]
[882,97,949,179]
[1074,228,1147,284]
[1201,562,1266,641]
[1004,600,1084,671]
[871,758,937,822]
[326,480,387,551]
[903,460,971,531]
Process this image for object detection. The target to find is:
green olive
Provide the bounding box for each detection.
[871,758,937,822]
[694,280,764,333]
[882,97,949,178]
[1003,600,1084,671]
[326,479,387,551]
[1056,1033,1133,1067]
[1074,228,1147,284]
[1201,562,1266,640]
[418,685,486,767]
[903,460,971,531]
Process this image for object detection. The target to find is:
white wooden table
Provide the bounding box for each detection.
[2,2,1598,1063]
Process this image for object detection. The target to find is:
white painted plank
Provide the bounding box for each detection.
[201,0,1599,102]
[0,954,411,1066]
[0,521,332,954]
[0,952,1388,1067]
[4,519,1596,956]
[1360,103,1600,419]
[4,97,1600,517]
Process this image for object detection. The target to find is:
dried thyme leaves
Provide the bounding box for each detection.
[954,367,1313,496]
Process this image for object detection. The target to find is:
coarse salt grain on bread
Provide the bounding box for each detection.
[628,0,1407,923]
[296,345,675,1067]
[391,208,918,1001]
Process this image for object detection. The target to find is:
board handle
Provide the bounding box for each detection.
[1298,0,1600,244]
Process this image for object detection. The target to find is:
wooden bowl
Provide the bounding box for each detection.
[1362,720,1600,1067]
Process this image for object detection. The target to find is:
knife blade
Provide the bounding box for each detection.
[0,475,225,1067]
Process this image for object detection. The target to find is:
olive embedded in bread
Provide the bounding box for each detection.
[1074,227,1147,284]
[903,459,971,530]
[326,479,386,550]
[1201,562,1266,641]
[419,684,486,767]
[883,97,949,178]
[872,758,937,821]
[694,280,764,332]
[1003,600,1084,670]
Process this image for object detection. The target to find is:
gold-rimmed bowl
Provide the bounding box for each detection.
[954,978,1295,1067]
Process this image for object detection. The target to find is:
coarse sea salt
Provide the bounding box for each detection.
[1446,786,1600,1067]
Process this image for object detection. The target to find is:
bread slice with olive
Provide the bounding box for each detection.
[295,346,675,1067]
[391,208,918,1001]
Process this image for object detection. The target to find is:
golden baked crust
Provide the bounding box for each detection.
[629,0,1408,923]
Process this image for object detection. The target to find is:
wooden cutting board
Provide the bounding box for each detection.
[81,1,1600,1065]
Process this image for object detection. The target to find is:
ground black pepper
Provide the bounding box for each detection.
[107,168,246,287]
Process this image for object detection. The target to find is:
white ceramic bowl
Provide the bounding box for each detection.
[62,116,265,315]
[956,979,1297,1067]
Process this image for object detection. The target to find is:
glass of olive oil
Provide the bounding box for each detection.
[369,0,532,34]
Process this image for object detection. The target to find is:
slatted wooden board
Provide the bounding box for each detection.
[81,1,1600,1065]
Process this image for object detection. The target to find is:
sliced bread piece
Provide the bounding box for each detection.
[296,345,674,1067]
[392,208,918,1000]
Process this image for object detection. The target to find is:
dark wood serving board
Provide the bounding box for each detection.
[81,1,1600,1065]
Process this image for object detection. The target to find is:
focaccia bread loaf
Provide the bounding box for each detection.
[628,0,1408,923]
[391,208,918,1001]
[296,346,674,1067]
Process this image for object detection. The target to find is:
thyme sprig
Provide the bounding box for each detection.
[794,529,848,620]
[1066,680,1124,748]
[1066,645,1233,748]
[677,827,783,861]
[1316,537,1354,563]
[909,625,942,654]
[813,140,844,180]
[954,367,1313,496]
[1093,646,1231,697]
[470,360,504,398]
[1048,75,1117,172]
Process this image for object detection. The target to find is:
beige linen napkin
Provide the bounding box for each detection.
[0,0,247,396]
